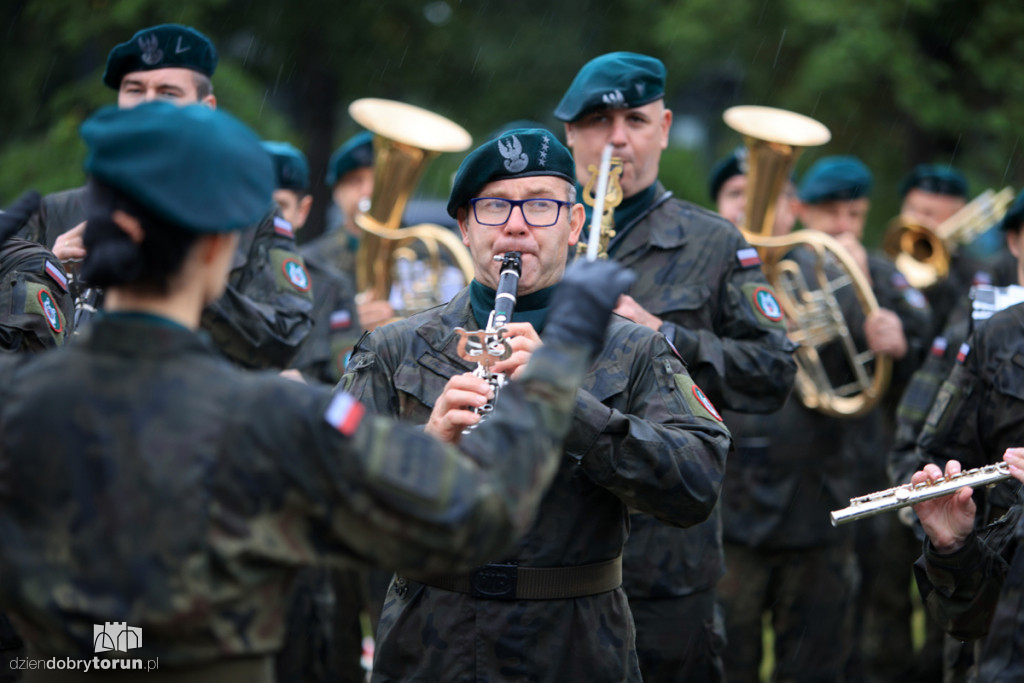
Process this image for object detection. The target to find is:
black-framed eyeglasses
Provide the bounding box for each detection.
[469,197,572,227]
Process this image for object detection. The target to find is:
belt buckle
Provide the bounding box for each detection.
[469,563,518,600]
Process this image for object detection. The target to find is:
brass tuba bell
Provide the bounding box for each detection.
[723,105,891,418]
[882,186,1015,289]
[348,98,476,317]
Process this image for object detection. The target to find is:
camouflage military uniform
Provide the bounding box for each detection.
[341,287,732,683]
[302,229,360,284]
[914,503,1024,683]
[20,187,314,369]
[292,245,362,385]
[845,252,932,683]
[717,245,869,682]
[607,185,795,682]
[0,311,588,673]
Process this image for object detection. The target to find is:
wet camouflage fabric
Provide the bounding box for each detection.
[303,229,360,284]
[890,313,971,487]
[291,246,362,384]
[718,246,873,682]
[720,539,856,683]
[341,287,731,683]
[0,313,587,667]
[612,186,795,602]
[915,504,1024,682]
[19,186,314,369]
[200,209,314,369]
[915,302,1024,519]
[0,238,73,351]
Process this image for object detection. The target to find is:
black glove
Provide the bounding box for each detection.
[0,190,41,247]
[545,259,636,357]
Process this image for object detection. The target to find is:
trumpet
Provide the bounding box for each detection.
[883,187,1015,289]
[831,462,1012,526]
[723,105,891,418]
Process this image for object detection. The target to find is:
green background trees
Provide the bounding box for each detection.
[3,0,1021,243]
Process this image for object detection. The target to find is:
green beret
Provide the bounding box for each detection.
[81,101,274,233]
[262,141,310,192]
[899,164,968,199]
[798,156,873,204]
[447,128,575,218]
[327,131,375,186]
[1000,192,1024,232]
[708,147,748,202]
[554,52,666,123]
[103,24,217,90]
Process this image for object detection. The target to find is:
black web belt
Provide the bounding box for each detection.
[421,554,622,600]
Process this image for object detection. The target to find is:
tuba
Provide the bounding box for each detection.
[882,186,1015,289]
[723,105,891,418]
[349,98,476,317]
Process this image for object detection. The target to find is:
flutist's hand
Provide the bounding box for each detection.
[425,373,495,443]
[912,459,976,554]
[490,322,541,379]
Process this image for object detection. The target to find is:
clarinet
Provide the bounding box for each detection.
[453,251,522,434]
[830,462,1014,526]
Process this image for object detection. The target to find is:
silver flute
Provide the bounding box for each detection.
[830,462,1013,526]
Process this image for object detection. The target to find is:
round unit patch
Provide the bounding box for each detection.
[752,286,783,322]
[37,289,63,333]
[692,385,723,422]
[282,258,311,292]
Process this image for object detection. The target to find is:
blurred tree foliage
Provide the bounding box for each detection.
[2,0,1022,244]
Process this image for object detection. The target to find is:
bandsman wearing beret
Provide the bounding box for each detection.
[18,23,314,370]
[261,141,369,683]
[342,128,730,682]
[0,101,623,681]
[302,131,400,331]
[556,52,796,682]
[861,163,982,683]
[262,141,362,385]
[789,156,932,681]
[890,193,1024,683]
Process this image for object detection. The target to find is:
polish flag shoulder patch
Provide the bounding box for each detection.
[325,392,365,436]
[956,342,970,363]
[736,247,761,268]
[330,309,352,330]
[274,216,295,238]
[44,261,69,292]
[930,336,948,357]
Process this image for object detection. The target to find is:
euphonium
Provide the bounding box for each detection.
[348,98,476,317]
[723,105,891,418]
[882,186,1015,289]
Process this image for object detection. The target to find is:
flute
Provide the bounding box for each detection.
[830,462,1013,526]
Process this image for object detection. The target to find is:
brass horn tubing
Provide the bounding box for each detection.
[741,135,805,238]
[363,139,439,232]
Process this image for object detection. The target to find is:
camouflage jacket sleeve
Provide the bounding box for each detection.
[0,238,73,350]
[653,212,796,415]
[200,211,314,369]
[290,250,362,385]
[562,323,731,527]
[913,506,1021,641]
[869,252,933,392]
[890,317,970,486]
[303,339,588,574]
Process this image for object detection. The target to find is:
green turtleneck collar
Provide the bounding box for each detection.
[469,280,555,333]
[580,181,659,257]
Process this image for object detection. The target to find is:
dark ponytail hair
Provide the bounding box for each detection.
[80,179,200,294]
